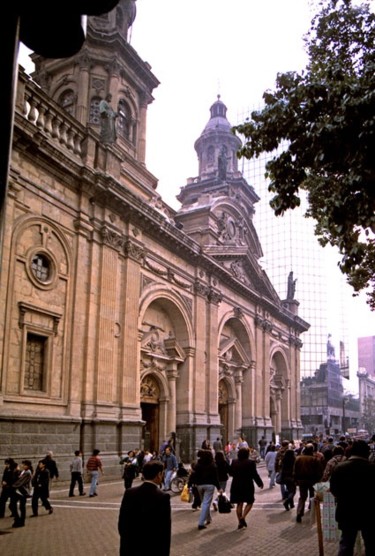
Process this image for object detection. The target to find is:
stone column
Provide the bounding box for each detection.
[276,391,283,436]
[109,60,121,108]
[69,215,94,416]
[166,365,179,435]
[192,280,208,416]
[207,288,221,419]
[119,239,144,407]
[76,54,90,125]
[96,229,120,403]
[137,93,148,164]
[234,369,244,432]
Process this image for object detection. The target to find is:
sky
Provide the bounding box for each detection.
[18,0,373,363]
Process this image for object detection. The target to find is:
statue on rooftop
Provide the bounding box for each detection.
[99,93,118,144]
[287,271,297,300]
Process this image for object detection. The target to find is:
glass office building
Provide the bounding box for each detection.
[237,108,351,381]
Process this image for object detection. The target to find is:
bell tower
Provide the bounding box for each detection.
[194,95,242,182]
[29,0,159,164]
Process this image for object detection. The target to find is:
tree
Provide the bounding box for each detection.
[233,0,375,308]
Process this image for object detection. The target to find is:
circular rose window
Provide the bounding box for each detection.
[26,248,58,290]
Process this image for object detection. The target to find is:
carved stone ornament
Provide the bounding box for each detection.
[194,279,209,297]
[208,288,222,305]
[101,226,125,249]
[124,240,145,261]
[140,376,160,401]
[233,307,243,319]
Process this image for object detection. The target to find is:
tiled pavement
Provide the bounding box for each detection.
[0,464,347,556]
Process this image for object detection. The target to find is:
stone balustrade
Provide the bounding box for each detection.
[17,70,86,159]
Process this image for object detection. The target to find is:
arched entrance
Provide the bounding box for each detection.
[140,375,160,453]
[218,316,253,441]
[139,294,192,457]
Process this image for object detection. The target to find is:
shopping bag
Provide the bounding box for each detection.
[218,493,232,513]
[313,481,330,503]
[180,483,191,502]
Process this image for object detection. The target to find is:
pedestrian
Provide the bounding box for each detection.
[86,449,104,497]
[201,439,211,451]
[280,448,296,511]
[249,444,261,464]
[69,450,86,497]
[212,450,231,511]
[0,458,19,518]
[330,439,375,555]
[162,446,177,491]
[229,446,264,530]
[31,459,53,516]
[118,460,171,556]
[187,460,201,511]
[236,435,249,449]
[122,450,138,489]
[258,436,267,459]
[321,445,346,482]
[227,441,238,464]
[10,460,33,528]
[264,445,277,488]
[275,439,290,502]
[213,437,223,453]
[44,450,59,488]
[293,443,323,523]
[189,449,222,530]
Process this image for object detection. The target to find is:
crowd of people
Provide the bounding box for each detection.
[0,451,59,528]
[118,433,375,555]
[2,433,375,555]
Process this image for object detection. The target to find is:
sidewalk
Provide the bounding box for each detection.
[0,464,344,556]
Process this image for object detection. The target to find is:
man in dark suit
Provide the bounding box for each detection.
[118,460,171,556]
[330,439,375,555]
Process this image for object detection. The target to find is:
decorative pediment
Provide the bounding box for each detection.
[219,337,251,367]
[163,335,186,362]
[270,368,286,391]
[140,327,186,367]
[141,326,167,355]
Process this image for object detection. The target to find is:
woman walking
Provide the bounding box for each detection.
[213,450,231,511]
[189,449,221,530]
[10,460,33,528]
[229,447,264,529]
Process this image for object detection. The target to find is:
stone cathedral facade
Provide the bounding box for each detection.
[0,1,308,477]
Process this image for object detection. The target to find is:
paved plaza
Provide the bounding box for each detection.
[0,464,346,556]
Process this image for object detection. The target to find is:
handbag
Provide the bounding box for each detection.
[275,472,282,485]
[218,493,232,513]
[180,483,191,503]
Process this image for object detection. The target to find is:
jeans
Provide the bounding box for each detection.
[280,482,288,500]
[268,469,276,487]
[89,470,99,496]
[197,484,215,527]
[163,469,174,490]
